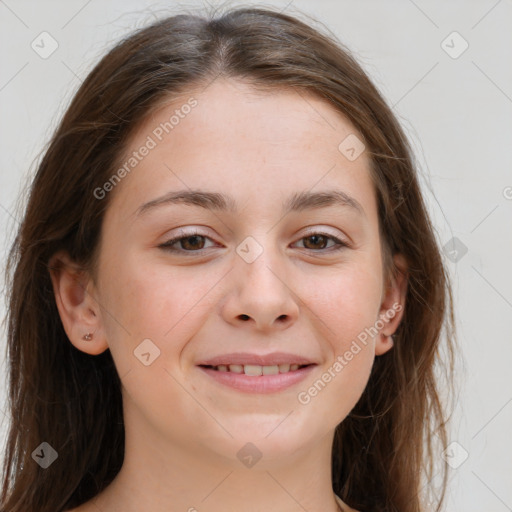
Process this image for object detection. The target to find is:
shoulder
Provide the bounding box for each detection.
[64,504,95,512]
[335,494,360,512]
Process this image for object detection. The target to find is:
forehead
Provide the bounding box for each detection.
[107,78,377,221]
[150,78,360,151]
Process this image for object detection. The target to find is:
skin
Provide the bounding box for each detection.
[51,78,407,512]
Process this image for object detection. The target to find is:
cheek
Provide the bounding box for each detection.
[97,253,217,365]
[94,256,219,436]
[295,261,382,417]
[307,259,383,347]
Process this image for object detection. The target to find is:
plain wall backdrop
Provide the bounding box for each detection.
[1,0,511,510]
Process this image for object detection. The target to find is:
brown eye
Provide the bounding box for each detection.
[302,234,330,250]
[294,232,348,252]
[177,235,206,251]
[159,231,215,253]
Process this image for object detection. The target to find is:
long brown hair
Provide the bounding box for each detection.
[1,5,455,511]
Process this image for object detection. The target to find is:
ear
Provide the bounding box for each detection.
[48,251,109,355]
[375,253,408,356]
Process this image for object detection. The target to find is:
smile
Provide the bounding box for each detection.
[197,364,316,393]
[201,363,311,375]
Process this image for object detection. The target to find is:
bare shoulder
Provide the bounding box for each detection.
[335,494,360,512]
[64,502,98,512]
[341,504,360,512]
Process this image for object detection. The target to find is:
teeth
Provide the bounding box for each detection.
[211,363,306,375]
[262,365,279,375]
[244,364,262,376]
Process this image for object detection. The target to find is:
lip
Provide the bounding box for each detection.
[198,364,316,394]
[196,352,316,367]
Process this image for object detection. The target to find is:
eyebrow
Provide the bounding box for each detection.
[136,188,365,217]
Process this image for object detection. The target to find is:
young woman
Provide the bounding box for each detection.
[1,5,455,512]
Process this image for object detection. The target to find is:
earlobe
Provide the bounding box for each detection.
[375,253,408,356]
[375,333,394,356]
[48,251,109,355]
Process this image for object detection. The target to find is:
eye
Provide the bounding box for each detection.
[158,229,349,255]
[292,232,349,252]
[158,229,216,253]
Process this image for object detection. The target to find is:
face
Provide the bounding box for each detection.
[55,78,406,467]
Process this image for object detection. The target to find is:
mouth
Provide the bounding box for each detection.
[198,363,313,376]
[196,362,317,394]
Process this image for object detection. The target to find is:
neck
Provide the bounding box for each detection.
[92,407,341,511]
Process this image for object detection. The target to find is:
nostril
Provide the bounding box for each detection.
[240,314,250,321]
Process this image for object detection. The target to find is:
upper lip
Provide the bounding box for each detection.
[196,352,317,367]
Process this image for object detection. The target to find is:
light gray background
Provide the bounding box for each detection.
[1,1,511,510]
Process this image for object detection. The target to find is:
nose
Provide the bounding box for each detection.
[221,245,300,333]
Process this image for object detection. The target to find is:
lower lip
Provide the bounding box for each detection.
[197,365,316,394]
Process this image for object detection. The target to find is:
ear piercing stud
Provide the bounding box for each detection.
[83,333,93,341]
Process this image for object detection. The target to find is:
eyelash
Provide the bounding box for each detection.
[158,229,349,255]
